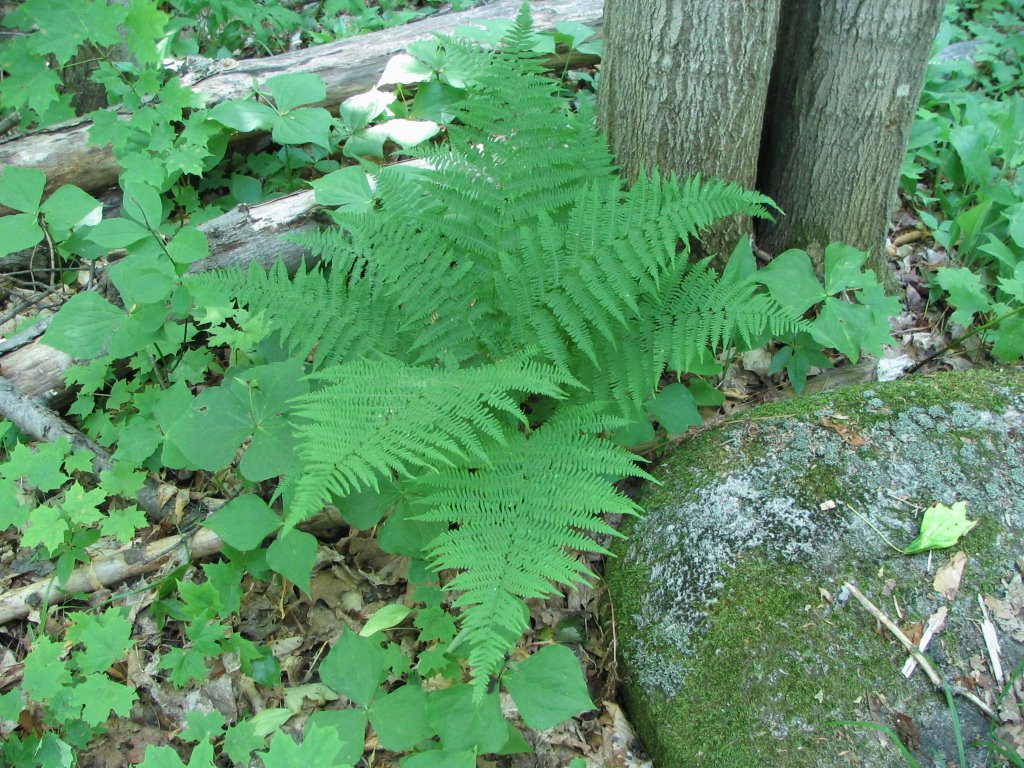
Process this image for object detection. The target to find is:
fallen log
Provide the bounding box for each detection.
[0,188,321,399]
[0,0,603,208]
[0,508,345,625]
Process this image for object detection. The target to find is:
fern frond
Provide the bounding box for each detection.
[287,351,577,522]
[649,259,804,375]
[417,405,646,688]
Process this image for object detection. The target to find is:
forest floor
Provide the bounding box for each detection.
[0,190,995,768]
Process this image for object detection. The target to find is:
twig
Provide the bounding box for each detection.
[0,507,343,625]
[0,110,20,137]
[905,304,1024,375]
[0,318,49,355]
[0,375,206,522]
[844,582,996,719]
[978,595,1004,687]
[902,606,947,678]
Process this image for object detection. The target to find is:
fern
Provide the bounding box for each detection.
[416,405,648,684]
[193,3,804,686]
[285,350,576,523]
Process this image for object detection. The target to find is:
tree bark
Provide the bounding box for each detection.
[598,0,781,257]
[0,0,603,212]
[756,0,944,282]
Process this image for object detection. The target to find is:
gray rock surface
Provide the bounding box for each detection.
[607,366,1024,767]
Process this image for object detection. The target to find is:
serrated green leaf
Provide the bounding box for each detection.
[265,73,327,114]
[990,309,1024,361]
[265,528,317,594]
[902,501,979,554]
[305,709,366,767]
[203,495,281,551]
[66,609,133,674]
[504,644,594,730]
[936,267,995,326]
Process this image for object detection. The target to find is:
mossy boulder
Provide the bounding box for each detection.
[607,367,1024,767]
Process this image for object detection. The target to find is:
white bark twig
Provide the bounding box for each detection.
[845,582,996,719]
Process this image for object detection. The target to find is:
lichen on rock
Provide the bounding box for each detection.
[606,367,1024,767]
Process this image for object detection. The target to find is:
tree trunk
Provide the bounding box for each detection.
[756,0,944,282]
[598,0,781,257]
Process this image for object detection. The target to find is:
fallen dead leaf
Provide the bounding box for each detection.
[819,415,868,446]
[934,551,968,600]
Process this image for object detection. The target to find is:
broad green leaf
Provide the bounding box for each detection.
[0,165,46,214]
[721,235,757,285]
[203,495,282,551]
[755,248,826,315]
[123,0,169,66]
[309,167,375,212]
[610,417,656,447]
[426,686,507,753]
[823,242,874,294]
[902,501,979,554]
[265,73,327,114]
[935,267,994,326]
[272,107,333,149]
[645,383,701,435]
[338,482,399,529]
[108,251,177,306]
[69,673,136,726]
[266,528,317,594]
[343,125,390,159]
[0,213,44,257]
[1006,202,1024,248]
[43,292,126,359]
[339,89,395,133]
[305,710,367,767]
[360,604,412,637]
[378,53,434,87]
[686,378,726,406]
[399,751,476,768]
[383,119,440,149]
[164,385,252,471]
[167,226,210,266]
[368,685,432,751]
[504,644,594,730]
[87,217,153,248]
[122,182,164,228]
[40,185,102,233]
[318,628,391,708]
[950,124,994,185]
[208,100,278,133]
[411,80,465,124]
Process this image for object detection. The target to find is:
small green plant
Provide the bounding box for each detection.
[0,4,900,766]
[901,0,1024,363]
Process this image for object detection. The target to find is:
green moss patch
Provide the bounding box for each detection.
[607,367,1024,767]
